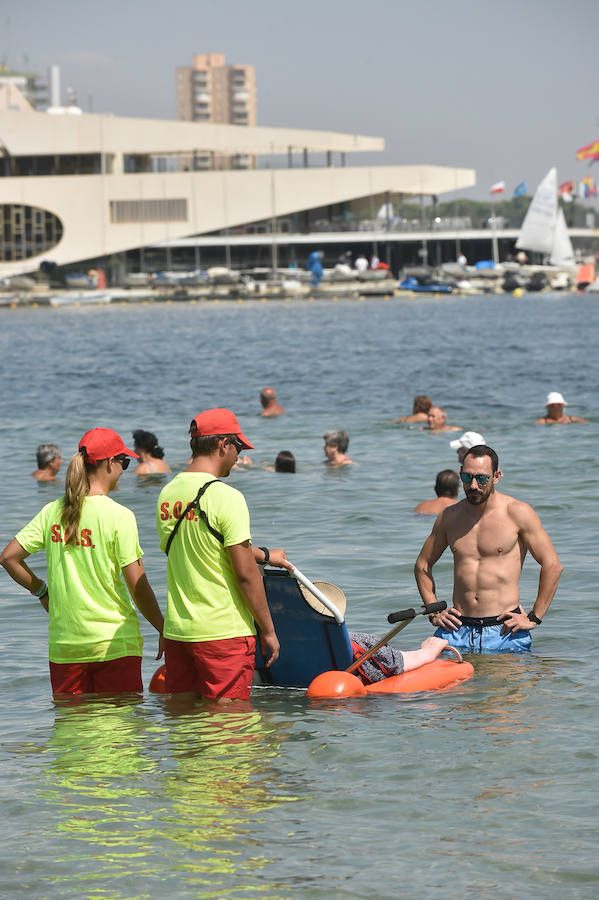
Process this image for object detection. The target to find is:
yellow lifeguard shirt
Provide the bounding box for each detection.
[156,472,254,642]
[16,495,144,663]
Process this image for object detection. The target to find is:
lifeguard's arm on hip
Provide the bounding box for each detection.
[0,538,49,611]
[229,541,280,666]
[122,559,165,658]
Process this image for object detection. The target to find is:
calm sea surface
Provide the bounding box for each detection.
[0,294,597,899]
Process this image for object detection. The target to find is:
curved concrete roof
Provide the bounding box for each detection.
[0,108,384,156]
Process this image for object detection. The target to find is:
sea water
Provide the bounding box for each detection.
[0,294,597,899]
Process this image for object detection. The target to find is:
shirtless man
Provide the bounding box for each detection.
[536,391,588,425]
[323,430,353,467]
[422,406,461,433]
[414,470,459,516]
[414,445,562,653]
[259,387,285,418]
[31,444,62,482]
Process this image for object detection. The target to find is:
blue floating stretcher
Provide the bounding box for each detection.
[254,569,353,687]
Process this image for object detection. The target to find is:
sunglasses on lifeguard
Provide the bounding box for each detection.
[460,472,491,486]
[113,455,131,470]
[228,437,243,454]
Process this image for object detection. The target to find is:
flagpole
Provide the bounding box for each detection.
[489,182,505,265]
[490,198,499,266]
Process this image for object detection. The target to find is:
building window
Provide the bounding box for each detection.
[0,204,63,262]
[109,198,188,224]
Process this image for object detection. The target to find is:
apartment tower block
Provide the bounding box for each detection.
[176,53,256,169]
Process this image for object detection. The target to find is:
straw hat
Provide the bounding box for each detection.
[298,580,347,618]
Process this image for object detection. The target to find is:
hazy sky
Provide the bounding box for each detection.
[3,0,599,201]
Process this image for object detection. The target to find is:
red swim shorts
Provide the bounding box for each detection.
[49,656,143,695]
[164,635,256,700]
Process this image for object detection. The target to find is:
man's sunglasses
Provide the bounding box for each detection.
[113,455,131,470]
[460,472,491,485]
[228,437,244,454]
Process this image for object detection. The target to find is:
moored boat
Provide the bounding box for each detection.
[49,290,112,307]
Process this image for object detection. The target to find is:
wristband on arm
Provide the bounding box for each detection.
[33,582,48,598]
[528,610,542,625]
[258,546,270,565]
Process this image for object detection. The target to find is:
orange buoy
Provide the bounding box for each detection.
[149,663,168,694]
[306,670,367,699]
[364,658,474,694]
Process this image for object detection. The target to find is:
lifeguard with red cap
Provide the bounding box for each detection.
[0,427,164,696]
[156,408,290,703]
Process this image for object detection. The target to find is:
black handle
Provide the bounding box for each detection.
[387,601,447,624]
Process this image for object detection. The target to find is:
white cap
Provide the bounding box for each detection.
[546,392,567,406]
[449,431,486,451]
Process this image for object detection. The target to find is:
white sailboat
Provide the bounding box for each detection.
[515,167,575,267]
[549,207,575,267]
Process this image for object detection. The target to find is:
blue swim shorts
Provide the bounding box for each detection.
[433,622,532,654]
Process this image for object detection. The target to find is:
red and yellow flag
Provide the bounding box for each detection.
[577,139,599,161]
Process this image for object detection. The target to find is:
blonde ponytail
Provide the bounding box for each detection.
[61,452,91,546]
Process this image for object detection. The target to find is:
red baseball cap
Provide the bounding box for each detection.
[78,428,139,464]
[189,408,254,450]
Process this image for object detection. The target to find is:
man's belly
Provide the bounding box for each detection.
[452,557,521,616]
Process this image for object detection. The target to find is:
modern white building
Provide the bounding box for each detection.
[0,88,476,278]
[0,66,48,110]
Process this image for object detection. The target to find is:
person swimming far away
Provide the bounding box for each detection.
[392,394,432,423]
[259,387,286,418]
[535,392,588,425]
[132,430,171,475]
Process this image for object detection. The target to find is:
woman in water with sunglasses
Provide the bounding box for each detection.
[0,428,164,696]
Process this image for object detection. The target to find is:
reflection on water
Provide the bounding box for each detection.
[12,698,298,899]
[458,654,558,735]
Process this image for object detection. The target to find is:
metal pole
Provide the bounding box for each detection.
[270,170,278,276]
[490,200,499,265]
[369,193,378,260]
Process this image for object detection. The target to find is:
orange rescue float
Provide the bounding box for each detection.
[149,663,167,694]
[306,657,474,699]
[364,657,474,694]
